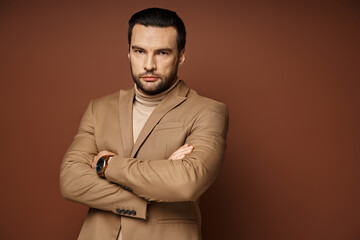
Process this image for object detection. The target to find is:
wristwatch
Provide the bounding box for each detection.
[96,155,113,178]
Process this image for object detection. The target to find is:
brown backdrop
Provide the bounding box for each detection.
[1,1,359,239]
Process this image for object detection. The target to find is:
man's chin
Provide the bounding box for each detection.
[138,84,161,95]
[136,79,163,95]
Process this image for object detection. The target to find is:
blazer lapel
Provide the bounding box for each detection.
[130,81,190,158]
[118,88,135,157]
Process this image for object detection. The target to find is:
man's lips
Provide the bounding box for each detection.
[141,76,159,82]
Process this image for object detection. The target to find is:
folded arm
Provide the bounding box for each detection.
[60,101,147,219]
[105,103,229,202]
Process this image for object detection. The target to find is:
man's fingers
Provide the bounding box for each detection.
[92,150,116,169]
[171,147,193,157]
[175,143,189,150]
[174,147,193,156]
[98,150,115,157]
[168,144,194,160]
[173,146,193,154]
[171,154,185,160]
[175,144,193,152]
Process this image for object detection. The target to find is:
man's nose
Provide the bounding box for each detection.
[144,55,156,71]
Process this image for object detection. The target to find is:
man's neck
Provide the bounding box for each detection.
[134,78,180,106]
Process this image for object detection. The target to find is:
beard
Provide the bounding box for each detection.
[130,62,179,95]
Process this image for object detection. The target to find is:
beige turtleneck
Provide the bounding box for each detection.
[132,79,180,143]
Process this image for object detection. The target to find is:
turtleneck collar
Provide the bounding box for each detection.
[134,78,180,107]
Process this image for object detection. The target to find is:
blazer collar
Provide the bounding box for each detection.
[118,81,189,158]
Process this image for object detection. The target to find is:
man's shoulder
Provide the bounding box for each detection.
[183,89,229,137]
[91,87,133,107]
[187,88,228,113]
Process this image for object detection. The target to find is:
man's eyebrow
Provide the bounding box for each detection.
[131,45,144,50]
[131,46,173,52]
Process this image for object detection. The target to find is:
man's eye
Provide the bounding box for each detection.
[135,50,144,54]
[159,51,168,55]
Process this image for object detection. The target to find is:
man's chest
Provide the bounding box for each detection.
[94,104,195,160]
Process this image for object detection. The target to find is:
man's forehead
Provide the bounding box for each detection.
[131,24,177,49]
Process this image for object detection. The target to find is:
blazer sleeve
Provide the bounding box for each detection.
[105,102,229,202]
[60,101,147,219]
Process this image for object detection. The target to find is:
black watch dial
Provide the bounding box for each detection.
[96,157,105,174]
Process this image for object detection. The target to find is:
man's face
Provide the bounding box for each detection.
[129,24,185,95]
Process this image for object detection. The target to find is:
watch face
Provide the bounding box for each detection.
[96,158,105,173]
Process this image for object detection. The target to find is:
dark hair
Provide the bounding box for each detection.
[128,8,186,55]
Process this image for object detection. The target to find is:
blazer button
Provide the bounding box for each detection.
[116,208,121,214]
[130,210,136,216]
[125,210,131,215]
[120,209,126,214]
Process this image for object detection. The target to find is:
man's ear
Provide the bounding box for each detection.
[128,45,130,60]
[178,49,185,67]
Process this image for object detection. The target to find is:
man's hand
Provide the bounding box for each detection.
[168,143,194,160]
[91,145,192,169]
[92,150,116,169]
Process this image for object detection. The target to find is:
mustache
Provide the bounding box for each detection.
[139,71,160,77]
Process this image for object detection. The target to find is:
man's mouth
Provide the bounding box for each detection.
[141,75,159,82]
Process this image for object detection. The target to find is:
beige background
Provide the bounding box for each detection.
[0,0,359,239]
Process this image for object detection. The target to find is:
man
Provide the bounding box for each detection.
[60,7,229,240]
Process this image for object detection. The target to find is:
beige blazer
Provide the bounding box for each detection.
[60,81,229,240]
